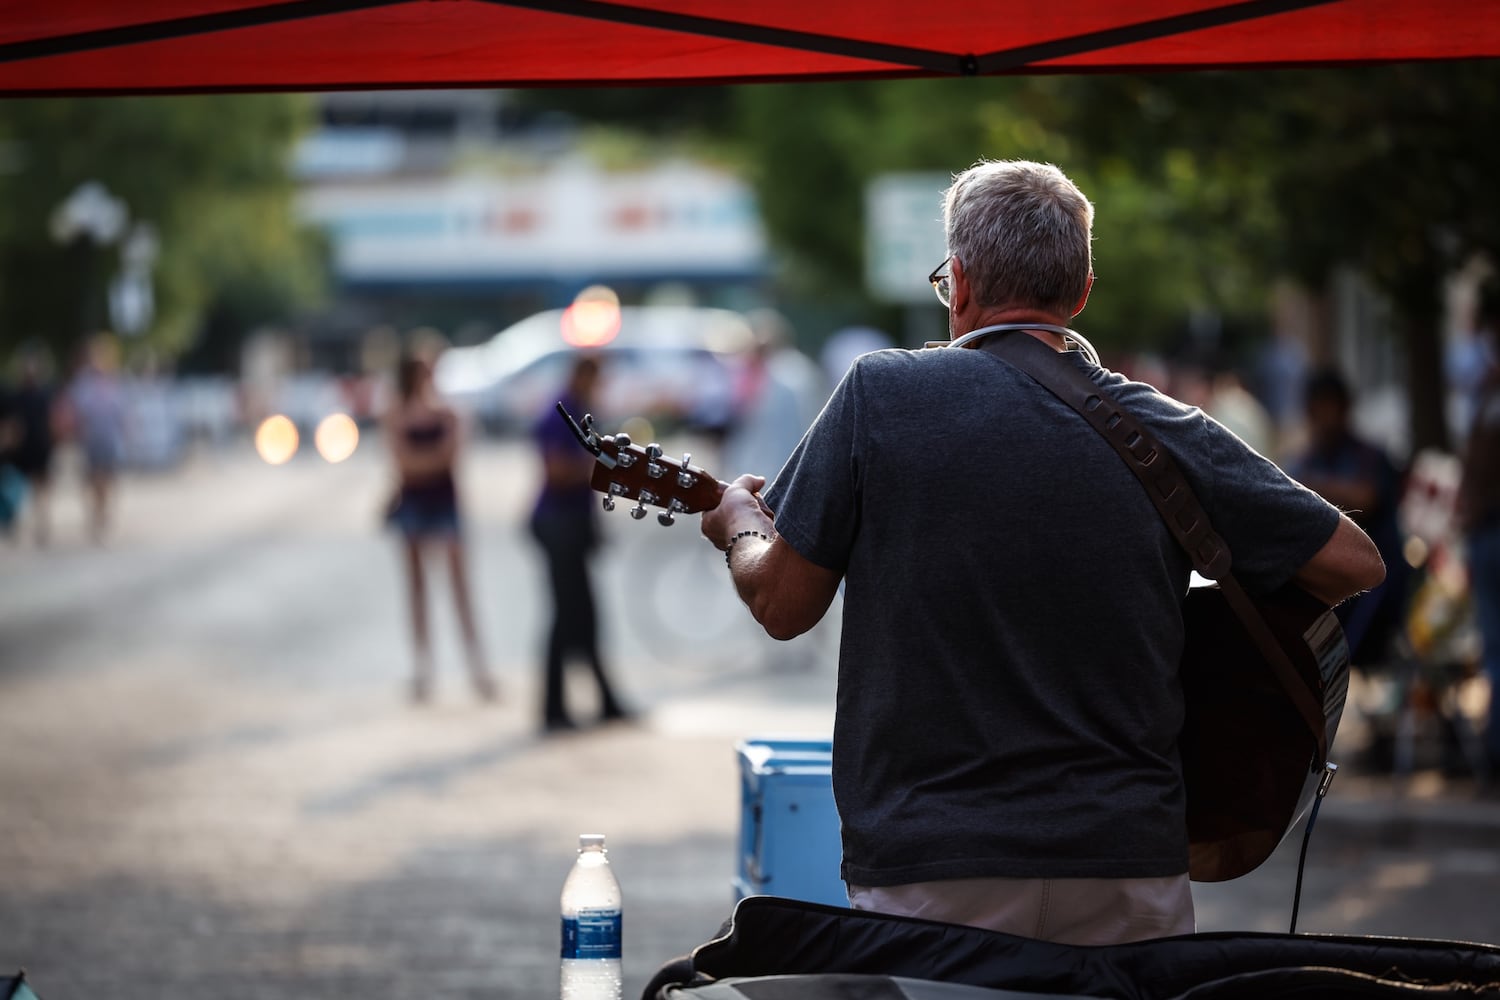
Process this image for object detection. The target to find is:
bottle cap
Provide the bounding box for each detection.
[579,833,606,849]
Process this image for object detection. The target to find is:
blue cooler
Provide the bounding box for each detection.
[734,736,845,906]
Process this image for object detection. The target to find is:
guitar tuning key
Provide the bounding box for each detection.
[643,442,666,479]
[608,431,637,468]
[677,452,696,489]
[604,482,628,512]
[629,500,649,520]
[657,498,687,526]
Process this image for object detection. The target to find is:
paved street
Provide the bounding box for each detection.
[2,435,1499,999]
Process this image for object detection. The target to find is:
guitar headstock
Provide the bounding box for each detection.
[557,403,726,526]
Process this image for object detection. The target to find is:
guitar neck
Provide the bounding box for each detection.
[558,405,733,521]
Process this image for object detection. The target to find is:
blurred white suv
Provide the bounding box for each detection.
[434,305,754,435]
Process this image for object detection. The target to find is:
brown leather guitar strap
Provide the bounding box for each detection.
[978,331,1329,761]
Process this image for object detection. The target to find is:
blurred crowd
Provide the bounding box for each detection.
[0,333,136,546]
[1106,296,1500,786]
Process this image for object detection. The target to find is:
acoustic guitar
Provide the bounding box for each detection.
[558,403,1350,882]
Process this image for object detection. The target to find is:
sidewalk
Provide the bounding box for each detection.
[1324,770,1500,845]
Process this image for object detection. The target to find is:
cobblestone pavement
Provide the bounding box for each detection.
[2,439,1498,999]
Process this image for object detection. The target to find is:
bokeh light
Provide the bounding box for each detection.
[314,413,360,463]
[561,284,622,347]
[255,414,300,465]
[619,415,655,446]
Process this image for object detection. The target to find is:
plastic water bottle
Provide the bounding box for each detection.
[560,833,623,1000]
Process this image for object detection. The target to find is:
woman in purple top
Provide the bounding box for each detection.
[529,353,630,732]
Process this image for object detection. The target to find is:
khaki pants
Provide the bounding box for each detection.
[847,874,1195,946]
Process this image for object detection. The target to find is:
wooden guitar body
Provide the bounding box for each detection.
[1181,583,1349,882]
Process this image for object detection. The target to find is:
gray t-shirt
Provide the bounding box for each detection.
[763,344,1340,886]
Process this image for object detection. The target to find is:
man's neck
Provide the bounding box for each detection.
[954,308,1072,351]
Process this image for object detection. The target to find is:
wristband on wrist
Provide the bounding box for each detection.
[724,529,771,567]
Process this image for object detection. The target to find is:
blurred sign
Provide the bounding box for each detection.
[298,161,767,285]
[865,173,949,304]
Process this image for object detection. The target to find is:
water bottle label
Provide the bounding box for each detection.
[560,908,622,959]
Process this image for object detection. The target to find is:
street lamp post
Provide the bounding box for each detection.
[49,180,129,340]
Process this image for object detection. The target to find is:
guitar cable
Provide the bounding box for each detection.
[1289,761,1340,934]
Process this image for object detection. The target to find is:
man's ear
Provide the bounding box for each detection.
[950,255,971,316]
[1070,272,1095,318]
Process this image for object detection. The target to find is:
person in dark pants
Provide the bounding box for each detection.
[2,348,57,545]
[1284,368,1411,664]
[530,354,630,733]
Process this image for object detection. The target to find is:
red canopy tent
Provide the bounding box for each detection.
[0,0,1494,96]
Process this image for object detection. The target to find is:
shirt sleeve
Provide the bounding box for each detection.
[1202,415,1342,595]
[762,361,862,573]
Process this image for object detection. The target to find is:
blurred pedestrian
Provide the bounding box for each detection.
[820,325,893,386]
[1457,295,1500,781]
[62,334,128,544]
[722,308,826,488]
[1256,326,1309,445]
[3,347,59,545]
[382,351,497,705]
[529,353,630,733]
[1448,291,1499,437]
[0,378,25,540]
[1285,368,1410,665]
[1206,368,1275,457]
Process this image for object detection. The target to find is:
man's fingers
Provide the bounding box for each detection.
[701,473,774,550]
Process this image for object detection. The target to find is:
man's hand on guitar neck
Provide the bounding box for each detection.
[702,474,842,642]
[702,474,775,542]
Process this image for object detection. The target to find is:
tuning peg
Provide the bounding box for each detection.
[630,500,649,520]
[613,431,631,448]
[657,498,686,526]
[677,451,696,489]
[645,442,667,479]
[602,495,615,512]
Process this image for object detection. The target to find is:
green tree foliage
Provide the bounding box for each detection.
[1056,63,1500,449]
[0,95,326,368]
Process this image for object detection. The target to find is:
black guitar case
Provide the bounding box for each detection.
[647,896,1500,1000]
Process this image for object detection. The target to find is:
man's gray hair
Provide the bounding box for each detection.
[942,160,1094,317]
